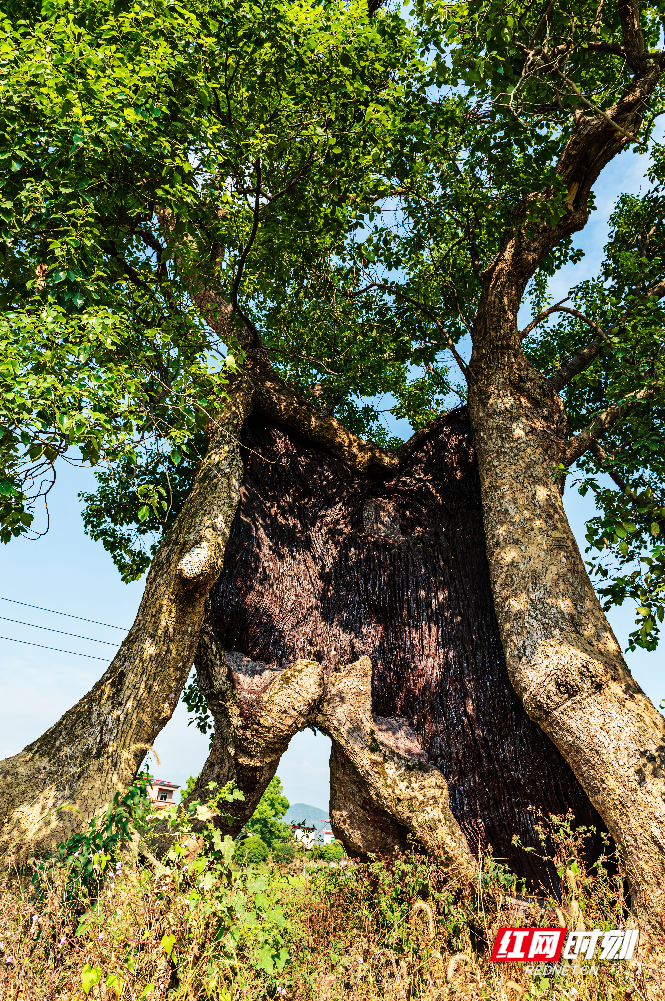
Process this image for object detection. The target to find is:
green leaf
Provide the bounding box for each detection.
[81,965,103,995]
[255,944,275,974]
[138,505,150,522]
[274,947,289,971]
[161,934,176,956]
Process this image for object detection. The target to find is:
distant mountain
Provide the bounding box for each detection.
[283,803,329,827]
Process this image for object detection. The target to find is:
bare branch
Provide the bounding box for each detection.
[231,159,261,310]
[583,41,626,55]
[561,384,661,466]
[556,69,644,143]
[519,297,572,338]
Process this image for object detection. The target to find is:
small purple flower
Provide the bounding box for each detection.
[5,956,13,965]
[182,865,188,872]
[98,932,105,941]
[58,938,67,949]
[31,914,39,923]
[199,881,205,889]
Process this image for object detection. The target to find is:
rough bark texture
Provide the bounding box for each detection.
[195,411,607,890]
[0,381,253,857]
[467,339,665,949]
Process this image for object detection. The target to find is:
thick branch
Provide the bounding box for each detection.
[551,331,608,391]
[475,26,663,332]
[550,279,665,391]
[252,367,400,475]
[561,384,660,466]
[618,0,648,74]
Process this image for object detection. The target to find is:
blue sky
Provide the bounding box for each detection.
[0,138,663,813]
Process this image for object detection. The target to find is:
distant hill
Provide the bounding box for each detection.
[283,803,329,827]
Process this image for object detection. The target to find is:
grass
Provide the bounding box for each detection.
[0,791,662,1001]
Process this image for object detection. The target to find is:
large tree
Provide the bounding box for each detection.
[1,0,665,950]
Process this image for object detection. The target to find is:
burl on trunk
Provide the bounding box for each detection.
[190,408,606,891]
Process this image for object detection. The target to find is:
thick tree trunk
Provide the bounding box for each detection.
[0,381,253,857]
[467,330,665,950]
[193,411,609,889]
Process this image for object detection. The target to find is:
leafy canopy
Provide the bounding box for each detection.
[245,776,291,848]
[3,0,665,651]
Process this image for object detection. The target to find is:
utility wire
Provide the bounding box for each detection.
[0,596,127,630]
[0,616,117,645]
[0,635,108,660]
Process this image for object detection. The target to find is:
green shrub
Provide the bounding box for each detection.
[272,840,295,865]
[311,840,343,862]
[234,835,269,865]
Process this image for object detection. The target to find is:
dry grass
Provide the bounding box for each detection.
[0,807,662,1001]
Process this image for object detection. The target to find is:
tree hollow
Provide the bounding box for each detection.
[205,408,607,888]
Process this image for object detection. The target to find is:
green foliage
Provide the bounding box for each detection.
[182,673,214,745]
[245,776,290,848]
[235,835,270,866]
[79,432,204,582]
[4,0,665,661]
[271,840,296,865]
[32,769,153,907]
[0,0,422,563]
[181,771,200,803]
[310,840,343,862]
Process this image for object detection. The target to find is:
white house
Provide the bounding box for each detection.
[147,779,179,809]
[292,820,335,846]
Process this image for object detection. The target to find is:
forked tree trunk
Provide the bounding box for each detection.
[0,381,253,857]
[467,326,665,950]
[189,412,609,891]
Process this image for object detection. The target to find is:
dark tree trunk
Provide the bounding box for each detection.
[193,408,607,891]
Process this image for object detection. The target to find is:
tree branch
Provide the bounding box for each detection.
[373,284,470,378]
[589,440,632,494]
[230,159,261,311]
[561,384,661,466]
[550,277,665,391]
[618,0,649,74]
[519,297,572,339]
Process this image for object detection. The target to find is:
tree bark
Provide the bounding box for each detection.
[190,617,477,883]
[467,324,665,950]
[0,379,253,857]
[191,410,609,889]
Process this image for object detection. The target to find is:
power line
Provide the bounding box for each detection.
[0,635,108,660]
[0,597,127,631]
[0,616,117,646]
